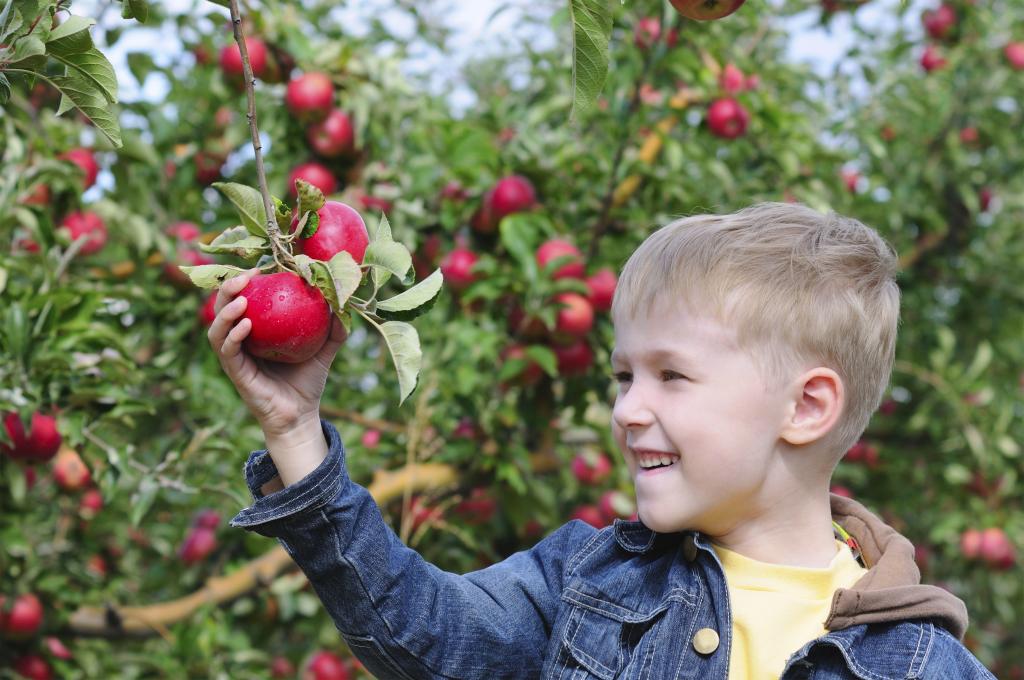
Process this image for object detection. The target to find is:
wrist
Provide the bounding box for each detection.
[262,414,329,489]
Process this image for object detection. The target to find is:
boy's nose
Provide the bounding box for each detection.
[612,386,655,431]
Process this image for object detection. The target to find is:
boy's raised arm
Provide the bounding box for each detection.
[230,417,593,680]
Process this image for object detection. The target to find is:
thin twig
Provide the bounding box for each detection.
[226,0,292,270]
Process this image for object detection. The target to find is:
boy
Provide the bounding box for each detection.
[210,202,994,679]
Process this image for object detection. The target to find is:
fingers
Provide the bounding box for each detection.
[214,268,259,315]
[207,268,259,374]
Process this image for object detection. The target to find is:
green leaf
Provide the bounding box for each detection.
[311,250,362,312]
[44,69,122,147]
[0,0,20,44]
[295,179,325,216]
[47,14,94,43]
[212,182,268,237]
[121,0,148,23]
[376,320,422,405]
[47,18,118,105]
[178,263,248,289]
[372,212,393,242]
[499,214,540,279]
[0,267,7,295]
[377,268,443,313]
[199,226,269,259]
[364,240,412,289]
[130,477,159,527]
[4,35,44,65]
[524,344,558,378]
[569,0,611,120]
[0,72,9,106]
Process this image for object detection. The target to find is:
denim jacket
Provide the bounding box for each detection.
[230,419,994,679]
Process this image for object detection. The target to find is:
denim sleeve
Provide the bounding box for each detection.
[926,628,997,679]
[229,418,596,680]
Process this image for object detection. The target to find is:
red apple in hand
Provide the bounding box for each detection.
[440,247,479,291]
[219,37,267,79]
[60,211,107,255]
[536,239,584,280]
[0,593,44,639]
[239,272,332,363]
[489,175,536,222]
[706,98,750,139]
[670,0,746,21]
[1,411,62,462]
[286,72,334,122]
[199,292,218,327]
[307,110,355,157]
[292,200,369,264]
[289,162,337,197]
[304,650,349,680]
[60,148,99,189]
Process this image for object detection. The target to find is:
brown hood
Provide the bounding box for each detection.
[825,493,969,640]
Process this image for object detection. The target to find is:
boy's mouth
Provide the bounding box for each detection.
[633,448,680,473]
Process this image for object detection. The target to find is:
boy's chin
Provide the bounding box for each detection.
[637,507,692,534]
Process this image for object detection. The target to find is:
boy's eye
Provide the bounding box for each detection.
[611,371,687,383]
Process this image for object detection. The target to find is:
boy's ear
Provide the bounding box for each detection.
[779,368,844,447]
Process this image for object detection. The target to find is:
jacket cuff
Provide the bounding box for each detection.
[228,418,348,532]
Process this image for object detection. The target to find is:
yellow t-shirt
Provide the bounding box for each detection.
[710,539,868,679]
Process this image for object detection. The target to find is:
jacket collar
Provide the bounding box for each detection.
[611,494,969,640]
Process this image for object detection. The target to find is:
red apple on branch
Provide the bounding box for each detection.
[920,45,947,72]
[12,655,52,680]
[179,526,218,564]
[1,411,62,462]
[585,268,617,312]
[571,450,612,485]
[59,147,99,189]
[1006,42,1024,70]
[304,650,350,680]
[166,221,202,242]
[194,151,226,185]
[706,98,750,139]
[289,162,337,198]
[286,72,335,123]
[239,272,333,363]
[489,175,537,223]
[922,4,957,40]
[553,292,594,340]
[440,247,479,291]
[307,110,355,157]
[670,0,746,21]
[536,239,584,280]
[554,340,594,376]
[60,211,107,255]
[53,447,91,491]
[219,37,267,79]
[0,593,44,639]
[570,504,608,529]
[292,200,369,264]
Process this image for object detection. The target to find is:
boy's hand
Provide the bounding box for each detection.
[207,267,349,436]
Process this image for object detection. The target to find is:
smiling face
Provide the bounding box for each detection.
[611,303,797,535]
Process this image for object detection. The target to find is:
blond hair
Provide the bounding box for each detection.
[611,202,901,459]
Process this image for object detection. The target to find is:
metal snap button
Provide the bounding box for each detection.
[692,628,720,655]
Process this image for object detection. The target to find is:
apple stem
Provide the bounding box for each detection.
[585,9,680,264]
[226,0,293,271]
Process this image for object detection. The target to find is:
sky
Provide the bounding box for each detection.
[85,0,928,112]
